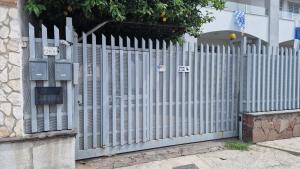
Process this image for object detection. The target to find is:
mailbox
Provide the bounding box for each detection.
[29,60,48,81]
[35,87,63,105]
[55,62,72,81]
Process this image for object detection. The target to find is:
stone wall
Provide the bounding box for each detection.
[0,1,23,138]
[242,110,300,143]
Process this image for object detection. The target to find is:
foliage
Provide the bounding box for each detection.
[25,0,224,39]
[25,0,46,17]
[225,141,251,151]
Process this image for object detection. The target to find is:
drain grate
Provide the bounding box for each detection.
[173,164,199,169]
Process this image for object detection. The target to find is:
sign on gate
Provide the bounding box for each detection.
[178,66,190,73]
[43,46,59,56]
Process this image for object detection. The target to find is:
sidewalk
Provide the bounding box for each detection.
[117,138,300,169]
[77,137,300,169]
[257,137,300,156]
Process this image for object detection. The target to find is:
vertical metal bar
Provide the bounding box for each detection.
[262,46,266,111]
[257,42,261,111]
[134,38,140,143]
[101,34,109,147]
[127,37,132,144]
[288,48,293,109]
[284,48,289,109]
[280,48,284,110]
[211,44,215,132]
[149,39,153,140]
[147,42,151,142]
[54,25,62,131]
[188,43,192,136]
[119,36,125,145]
[226,46,231,130]
[92,34,97,148]
[246,45,252,112]
[236,47,241,130]
[111,35,117,146]
[66,21,74,129]
[216,45,220,132]
[266,46,271,110]
[82,33,88,150]
[169,41,174,137]
[271,47,276,110]
[155,39,160,139]
[239,37,247,113]
[231,46,236,131]
[142,38,147,142]
[73,32,79,156]
[149,39,154,140]
[292,49,297,108]
[182,43,186,136]
[199,44,204,134]
[29,23,37,133]
[41,25,50,131]
[298,50,300,108]
[205,44,209,133]
[193,43,198,134]
[175,43,180,137]
[221,45,226,130]
[162,40,167,139]
[276,47,280,110]
[251,45,257,112]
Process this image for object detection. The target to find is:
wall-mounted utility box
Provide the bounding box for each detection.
[35,87,63,105]
[55,62,72,81]
[29,60,48,81]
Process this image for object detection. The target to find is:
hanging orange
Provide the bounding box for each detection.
[229,33,237,40]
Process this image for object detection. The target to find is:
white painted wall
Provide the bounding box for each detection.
[279,19,296,43]
[201,9,269,42]
[226,0,266,7]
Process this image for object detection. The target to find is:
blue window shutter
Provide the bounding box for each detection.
[295,27,300,40]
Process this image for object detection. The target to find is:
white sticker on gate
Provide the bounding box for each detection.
[178,66,190,73]
[157,65,166,72]
[43,46,59,56]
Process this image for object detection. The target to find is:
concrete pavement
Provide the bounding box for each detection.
[77,137,300,169]
[257,137,300,156]
[118,145,300,169]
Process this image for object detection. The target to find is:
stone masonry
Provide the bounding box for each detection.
[242,110,300,143]
[0,1,23,138]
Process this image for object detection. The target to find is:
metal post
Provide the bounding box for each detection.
[239,36,247,140]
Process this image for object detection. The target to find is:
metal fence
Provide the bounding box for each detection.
[23,19,75,133]
[76,33,239,159]
[22,18,300,160]
[240,45,300,113]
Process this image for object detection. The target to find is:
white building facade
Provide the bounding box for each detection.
[193,0,300,48]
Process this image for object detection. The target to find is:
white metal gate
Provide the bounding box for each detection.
[76,33,239,159]
[23,18,300,160]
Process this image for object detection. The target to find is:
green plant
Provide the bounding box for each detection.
[224,141,251,151]
[24,0,225,39]
[24,0,46,17]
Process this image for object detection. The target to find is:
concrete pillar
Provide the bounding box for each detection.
[0,0,23,138]
[266,0,280,47]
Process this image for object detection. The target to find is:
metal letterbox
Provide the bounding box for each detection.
[35,87,63,105]
[55,62,72,81]
[29,60,48,81]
